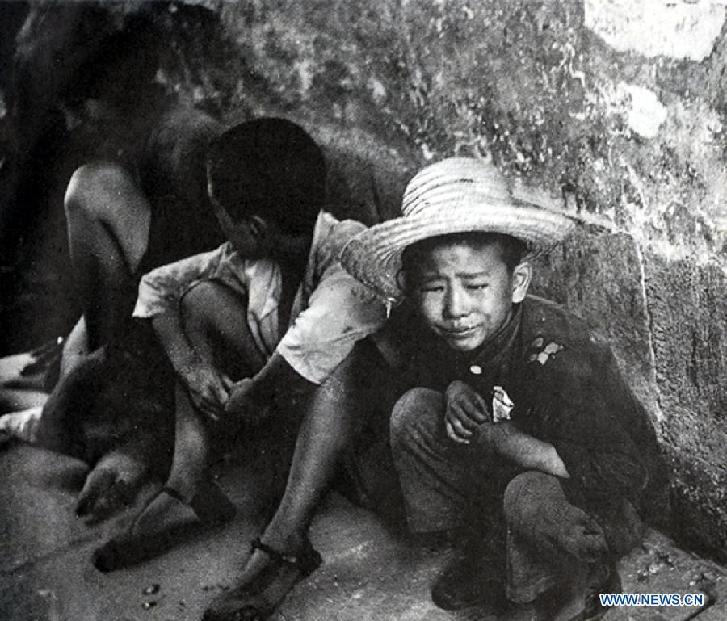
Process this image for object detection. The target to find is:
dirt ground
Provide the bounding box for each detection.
[2,435,727,621]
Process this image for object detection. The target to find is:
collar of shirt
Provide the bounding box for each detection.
[391,303,523,392]
[240,211,348,322]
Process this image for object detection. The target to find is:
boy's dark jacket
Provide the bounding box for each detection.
[380,294,671,532]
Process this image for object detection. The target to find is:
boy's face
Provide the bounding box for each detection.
[210,192,277,259]
[407,238,531,352]
[220,212,276,258]
[208,184,312,264]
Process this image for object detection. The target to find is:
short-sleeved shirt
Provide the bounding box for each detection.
[133,211,387,385]
[374,295,670,525]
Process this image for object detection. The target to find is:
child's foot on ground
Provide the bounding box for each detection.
[93,481,236,572]
[203,536,321,621]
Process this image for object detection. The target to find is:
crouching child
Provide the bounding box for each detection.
[340,157,670,620]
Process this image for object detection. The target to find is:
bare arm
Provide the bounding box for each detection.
[152,312,200,376]
[250,351,315,399]
[225,351,315,417]
[152,312,231,420]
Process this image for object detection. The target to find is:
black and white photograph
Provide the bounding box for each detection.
[0,1,725,619]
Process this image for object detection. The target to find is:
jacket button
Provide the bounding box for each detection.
[469,365,482,375]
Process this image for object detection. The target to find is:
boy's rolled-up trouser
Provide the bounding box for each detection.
[389,387,644,603]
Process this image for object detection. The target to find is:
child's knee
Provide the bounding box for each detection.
[390,388,445,449]
[180,280,238,336]
[503,471,564,527]
[65,162,134,221]
[180,281,218,333]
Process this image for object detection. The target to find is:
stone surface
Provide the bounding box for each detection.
[697,606,727,620]
[604,529,725,620]
[643,254,727,559]
[584,0,727,61]
[531,230,661,419]
[1,444,726,621]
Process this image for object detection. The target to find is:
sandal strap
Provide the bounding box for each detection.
[250,537,321,574]
[161,486,188,504]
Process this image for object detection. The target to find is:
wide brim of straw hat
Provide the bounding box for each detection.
[341,193,575,302]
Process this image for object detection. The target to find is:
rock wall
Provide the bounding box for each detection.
[2,0,725,558]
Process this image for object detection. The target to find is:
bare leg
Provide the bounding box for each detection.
[163,281,263,514]
[59,316,89,379]
[203,342,389,621]
[37,163,151,451]
[35,348,108,457]
[27,164,153,526]
[256,359,363,553]
[93,281,260,571]
[63,162,151,351]
[34,345,163,525]
[114,383,232,531]
[165,280,264,496]
[164,383,212,499]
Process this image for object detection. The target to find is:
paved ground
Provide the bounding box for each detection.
[1,439,726,621]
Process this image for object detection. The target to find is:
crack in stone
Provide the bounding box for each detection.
[633,237,665,424]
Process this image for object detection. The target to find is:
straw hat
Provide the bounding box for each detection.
[340,157,575,301]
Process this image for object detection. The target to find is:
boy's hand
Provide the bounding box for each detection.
[444,380,490,444]
[179,360,232,421]
[225,378,271,423]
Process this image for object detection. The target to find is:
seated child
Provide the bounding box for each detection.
[92,118,386,570]
[1,105,227,519]
[339,157,670,619]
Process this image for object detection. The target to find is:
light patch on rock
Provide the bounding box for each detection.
[664,98,723,161]
[585,0,726,61]
[367,77,387,105]
[327,541,374,561]
[619,83,667,138]
[595,80,667,138]
[297,59,314,94]
[662,99,727,225]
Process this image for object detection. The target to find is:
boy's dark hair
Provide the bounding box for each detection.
[401,231,528,287]
[206,118,326,236]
